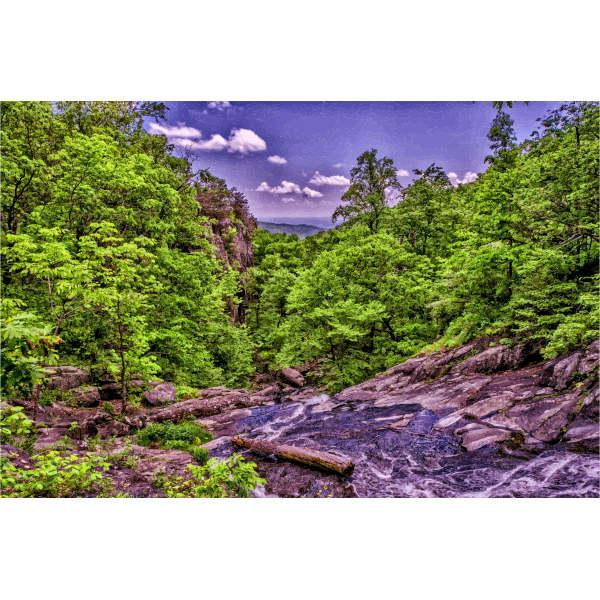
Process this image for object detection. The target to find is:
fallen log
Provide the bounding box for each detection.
[231,435,354,477]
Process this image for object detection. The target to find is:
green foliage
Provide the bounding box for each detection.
[0,406,33,446]
[0,451,112,498]
[134,420,212,461]
[1,101,254,398]
[175,385,201,401]
[0,299,61,399]
[102,401,115,415]
[152,454,266,498]
[332,149,400,232]
[190,446,209,465]
[38,389,73,407]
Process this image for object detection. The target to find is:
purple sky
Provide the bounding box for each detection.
[146,101,562,226]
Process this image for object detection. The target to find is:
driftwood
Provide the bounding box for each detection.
[231,436,354,477]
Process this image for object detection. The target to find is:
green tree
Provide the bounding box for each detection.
[332,149,400,232]
[485,110,518,167]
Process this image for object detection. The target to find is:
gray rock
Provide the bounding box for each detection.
[578,339,599,375]
[549,352,581,391]
[71,385,101,408]
[144,382,177,406]
[563,423,599,443]
[460,426,512,452]
[200,436,233,452]
[199,386,230,399]
[98,421,130,438]
[280,367,306,387]
[44,366,91,391]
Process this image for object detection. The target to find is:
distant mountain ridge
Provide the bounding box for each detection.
[257,221,327,239]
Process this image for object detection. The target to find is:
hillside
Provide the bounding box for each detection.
[257,221,327,239]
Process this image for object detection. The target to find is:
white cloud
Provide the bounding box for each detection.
[207,101,231,111]
[256,180,302,194]
[302,187,323,198]
[169,135,228,151]
[448,171,478,187]
[281,197,295,203]
[148,123,201,138]
[267,155,287,165]
[309,171,351,186]
[151,123,266,154]
[332,163,344,169]
[397,169,410,177]
[227,128,267,154]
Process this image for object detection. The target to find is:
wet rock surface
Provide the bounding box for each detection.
[6,339,598,497]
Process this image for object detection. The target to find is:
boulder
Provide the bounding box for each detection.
[549,352,581,391]
[578,339,599,376]
[452,344,531,376]
[250,385,280,398]
[71,385,101,408]
[44,366,91,391]
[131,387,277,427]
[98,421,130,438]
[144,382,177,406]
[280,367,305,388]
[459,426,512,452]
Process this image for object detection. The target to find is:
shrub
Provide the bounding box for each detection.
[38,389,74,407]
[190,447,209,465]
[1,451,112,498]
[152,454,266,498]
[135,421,212,447]
[134,420,212,462]
[102,401,115,415]
[175,385,201,401]
[0,406,37,451]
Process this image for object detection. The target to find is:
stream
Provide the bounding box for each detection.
[208,394,599,498]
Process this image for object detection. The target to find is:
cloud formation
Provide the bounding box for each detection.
[227,128,267,154]
[448,171,478,187]
[256,181,302,194]
[207,101,231,111]
[281,197,295,203]
[150,123,266,154]
[397,169,410,177]
[309,171,351,186]
[302,187,324,198]
[148,123,201,138]
[332,163,344,168]
[267,155,287,165]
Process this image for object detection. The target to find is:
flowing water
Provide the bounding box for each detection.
[209,394,599,498]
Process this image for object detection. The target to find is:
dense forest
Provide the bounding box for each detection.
[2,100,599,404]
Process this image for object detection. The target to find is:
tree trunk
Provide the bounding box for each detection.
[231,436,354,476]
[118,323,127,413]
[32,385,40,424]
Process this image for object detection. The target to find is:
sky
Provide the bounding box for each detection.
[145,101,563,228]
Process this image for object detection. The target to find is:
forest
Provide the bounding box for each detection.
[1,100,598,497]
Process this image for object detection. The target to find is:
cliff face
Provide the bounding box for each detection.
[209,216,254,272]
[207,217,254,325]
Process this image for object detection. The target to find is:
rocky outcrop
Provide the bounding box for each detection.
[71,385,101,408]
[43,366,91,391]
[7,338,598,498]
[280,367,306,388]
[144,382,176,406]
[579,339,600,375]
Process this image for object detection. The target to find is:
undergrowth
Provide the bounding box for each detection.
[134,421,212,464]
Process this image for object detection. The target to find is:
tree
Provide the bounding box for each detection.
[0,299,61,422]
[391,163,461,257]
[332,149,400,232]
[485,110,517,166]
[472,100,531,111]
